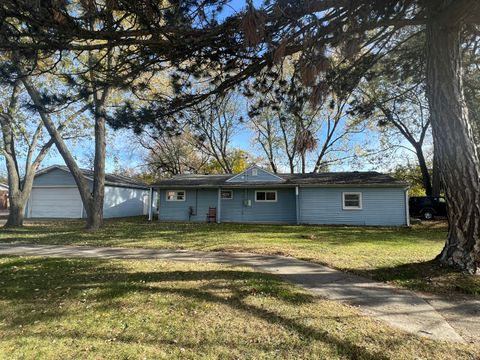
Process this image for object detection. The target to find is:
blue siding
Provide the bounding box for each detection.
[158,189,218,222]
[221,188,296,223]
[299,187,406,226]
[227,167,283,183]
[158,187,297,223]
[33,168,79,186]
[158,186,406,226]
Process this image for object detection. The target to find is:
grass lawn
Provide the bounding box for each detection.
[0,256,478,359]
[0,218,478,297]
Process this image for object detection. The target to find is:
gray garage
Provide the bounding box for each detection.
[26,165,155,219]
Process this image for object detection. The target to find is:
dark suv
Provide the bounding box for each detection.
[409,196,447,220]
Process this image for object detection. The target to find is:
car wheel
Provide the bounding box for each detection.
[423,210,434,220]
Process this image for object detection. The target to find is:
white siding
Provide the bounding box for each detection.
[103,186,150,218]
[29,187,83,218]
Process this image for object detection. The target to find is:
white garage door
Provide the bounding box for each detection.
[29,187,83,218]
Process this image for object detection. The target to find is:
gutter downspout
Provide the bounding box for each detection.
[148,187,153,221]
[295,186,300,225]
[405,188,410,227]
[217,187,221,224]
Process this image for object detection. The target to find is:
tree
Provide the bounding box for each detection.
[355,77,434,195]
[141,130,210,178]
[391,163,430,196]
[0,81,54,226]
[19,51,112,230]
[1,1,478,271]
[188,93,242,173]
[141,128,253,178]
[463,35,480,145]
[248,64,367,174]
[0,74,87,227]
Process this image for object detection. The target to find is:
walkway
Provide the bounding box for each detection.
[0,243,478,343]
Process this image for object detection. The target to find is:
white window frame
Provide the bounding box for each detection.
[342,192,362,210]
[251,168,258,176]
[166,190,186,202]
[255,190,277,202]
[220,190,233,200]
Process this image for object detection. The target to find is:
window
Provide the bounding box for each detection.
[221,190,233,200]
[255,190,277,202]
[342,192,362,210]
[166,190,186,201]
[252,168,258,176]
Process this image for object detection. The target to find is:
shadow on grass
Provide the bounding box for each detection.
[354,260,480,296]
[0,256,392,360]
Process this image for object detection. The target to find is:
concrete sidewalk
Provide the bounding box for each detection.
[0,243,477,343]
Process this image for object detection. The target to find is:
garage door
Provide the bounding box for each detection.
[29,187,83,218]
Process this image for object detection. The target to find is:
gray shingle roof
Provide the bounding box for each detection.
[37,165,149,189]
[155,171,407,187]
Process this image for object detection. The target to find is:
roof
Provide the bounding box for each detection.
[155,171,407,188]
[35,165,149,189]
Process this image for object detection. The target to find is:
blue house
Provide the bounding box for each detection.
[155,166,409,226]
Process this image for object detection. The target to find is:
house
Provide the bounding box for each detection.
[0,183,8,210]
[26,165,155,219]
[154,166,409,226]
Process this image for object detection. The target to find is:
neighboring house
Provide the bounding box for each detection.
[154,166,409,226]
[26,165,155,219]
[0,183,8,209]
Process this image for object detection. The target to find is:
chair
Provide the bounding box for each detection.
[206,207,217,223]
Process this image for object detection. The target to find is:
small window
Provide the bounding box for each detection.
[255,190,277,202]
[251,168,258,176]
[166,190,186,201]
[221,190,233,200]
[343,192,362,210]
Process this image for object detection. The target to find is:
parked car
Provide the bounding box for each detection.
[409,196,447,220]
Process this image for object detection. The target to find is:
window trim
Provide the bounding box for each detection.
[166,190,186,202]
[255,190,277,202]
[220,190,233,200]
[342,192,362,210]
[251,168,258,176]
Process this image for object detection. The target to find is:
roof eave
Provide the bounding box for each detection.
[153,182,408,188]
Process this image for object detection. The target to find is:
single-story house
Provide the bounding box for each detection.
[154,166,409,226]
[26,165,155,219]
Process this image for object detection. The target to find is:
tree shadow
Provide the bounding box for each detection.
[0,256,399,359]
[353,260,480,296]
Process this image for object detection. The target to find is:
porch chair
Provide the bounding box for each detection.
[206,207,217,223]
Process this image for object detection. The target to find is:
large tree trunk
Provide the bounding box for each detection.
[21,77,97,228]
[432,149,442,197]
[6,198,25,227]
[87,101,107,230]
[414,144,433,196]
[426,12,480,274]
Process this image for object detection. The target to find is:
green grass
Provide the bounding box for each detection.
[0,218,478,296]
[0,256,478,359]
